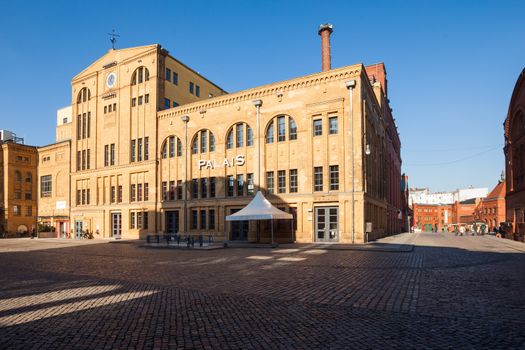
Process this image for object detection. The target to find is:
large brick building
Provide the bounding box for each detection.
[473,180,506,231]
[504,67,525,239]
[26,26,405,243]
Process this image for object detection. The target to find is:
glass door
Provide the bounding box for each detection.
[111,213,121,239]
[165,210,179,234]
[230,209,248,241]
[315,207,339,242]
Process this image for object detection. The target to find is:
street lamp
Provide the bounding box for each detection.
[345,80,356,244]
[181,115,189,235]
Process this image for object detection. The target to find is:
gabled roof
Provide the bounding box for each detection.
[225,192,292,221]
[484,181,506,200]
[72,44,159,81]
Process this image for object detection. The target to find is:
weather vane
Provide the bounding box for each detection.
[107,29,120,49]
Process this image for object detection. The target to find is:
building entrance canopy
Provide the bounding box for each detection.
[225,191,292,221]
[226,191,292,244]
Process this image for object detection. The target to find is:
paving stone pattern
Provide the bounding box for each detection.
[0,233,524,349]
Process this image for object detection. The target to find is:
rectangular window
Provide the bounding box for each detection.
[266,171,274,194]
[278,170,286,193]
[26,206,32,217]
[162,181,168,200]
[86,149,90,169]
[138,138,143,162]
[247,126,253,146]
[104,145,109,166]
[87,188,90,205]
[165,68,171,82]
[25,192,32,200]
[236,124,243,147]
[247,173,254,195]
[113,103,116,112]
[81,189,86,205]
[227,176,234,197]
[130,139,136,162]
[82,150,86,170]
[169,180,176,201]
[209,209,215,230]
[137,212,143,229]
[191,210,198,229]
[313,119,322,136]
[144,183,149,201]
[210,177,216,198]
[87,112,91,138]
[137,183,143,202]
[111,186,116,203]
[77,190,81,205]
[329,116,338,134]
[144,137,149,160]
[40,175,52,197]
[177,138,182,156]
[109,104,113,113]
[104,106,107,114]
[110,144,115,165]
[314,166,323,191]
[201,178,208,198]
[189,82,194,94]
[130,212,135,229]
[82,113,86,139]
[277,116,286,141]
[77,115,81,139]
[237,174,244,196]
[200,210,206,230]
[196,85,200,97]
[164,98,171,109]
[138,95,143,105]
[177,180,182,200]
[118,185,122,203]
[14,205,21,216]
[169,136,175,158]
[289,169,298,193]
[201,131,207,153]
[173,72,178,85]
[143,211,148,229]
[192,179,199,199]
[77,151,81,171]
[132,97,137,107]
[330,165,339,190]
[145,94,149,103]
[14,191,21,199]
[130,184,136,202]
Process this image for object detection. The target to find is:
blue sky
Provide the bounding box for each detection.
[0,0,523,192]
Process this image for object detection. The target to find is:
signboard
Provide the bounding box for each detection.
[197,155,245,169]
[56,201,67,210]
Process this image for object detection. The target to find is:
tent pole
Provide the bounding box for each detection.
[271,218,274,246]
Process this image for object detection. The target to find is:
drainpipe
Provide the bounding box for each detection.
[252,99,263,190]
[346,80,356,244]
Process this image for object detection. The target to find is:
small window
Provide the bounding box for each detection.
[313,119,322,136]
[145,94,149,103]
[266,121,274,143]
[210,133,215,152]
[196,85,200,97]
[200,130,207,153]
[173,72,178,85]
[138,96,143,105]
[226,130,234,149]
[166,68,171,82]
[209,209,215,229]
[266,171,274,194]
[200,210,206,230]
[329,165,339,190]
[247,173,254,195]
[329,117,338,134]
[236,124,244,147]
[314,166,323,191]
[192,179,198,199]
[164,98,171,110]
[177,139,182,156]
[201,178,208,198]
[227,176,234,197]
[247,126,254,146]
[278,170,286,193]
[189,82,194,94]
[277,116,286,142]
[132,98,137,107]
[210,177,216,198]
[173,101,179,107]
[169,136,175,158]
[192,137,198,154]
[289,118,297,140]
[237,174,244,196]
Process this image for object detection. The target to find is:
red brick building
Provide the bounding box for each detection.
[474,181,506,231]
[504,67,525,240]
[413,203,452,231]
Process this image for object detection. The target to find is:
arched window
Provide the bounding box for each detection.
[131,67,150,85]
[191,129,215,154]
[226,123,253,149]
[77,87,91,104]
[266,121,274,144]
[161,135,181,159]
[15,171,22,182]
[25,172,32,183]
[266,115,297,143]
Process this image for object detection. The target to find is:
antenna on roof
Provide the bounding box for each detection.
[107,29,120,50]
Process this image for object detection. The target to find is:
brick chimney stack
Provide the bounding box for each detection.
[318,23,333,71]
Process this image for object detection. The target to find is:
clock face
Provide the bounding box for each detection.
[106,72,117,88]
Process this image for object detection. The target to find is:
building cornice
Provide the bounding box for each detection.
[158,65,362,120]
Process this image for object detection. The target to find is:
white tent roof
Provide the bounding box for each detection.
[225,191,293,221]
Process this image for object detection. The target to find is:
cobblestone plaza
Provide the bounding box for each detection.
[0,233,524,349]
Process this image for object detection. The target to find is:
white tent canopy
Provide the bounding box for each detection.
[226,191,292,221]
[225,191,293,245]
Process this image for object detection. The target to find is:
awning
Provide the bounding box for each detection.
[225,191,292,221]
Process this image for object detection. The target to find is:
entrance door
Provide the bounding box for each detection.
[111,213,122,239]
[315,207,339,242]
[165,210,179,234]
[59,222,67,238]
[230,208,248,241]
[74,220,83,239]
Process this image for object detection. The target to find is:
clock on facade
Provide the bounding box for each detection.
[106,72,117,88]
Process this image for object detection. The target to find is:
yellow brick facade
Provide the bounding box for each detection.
[30,43,397,243]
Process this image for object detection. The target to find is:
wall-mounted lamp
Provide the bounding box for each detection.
[365,144,371,155]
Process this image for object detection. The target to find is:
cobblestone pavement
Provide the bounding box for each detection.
[0,233,524,349]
